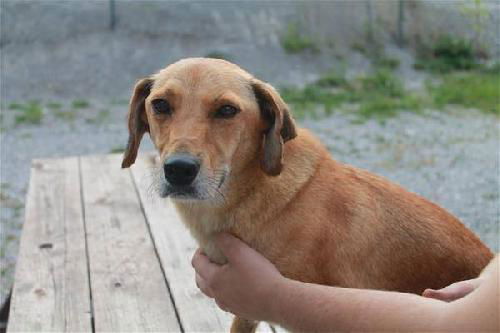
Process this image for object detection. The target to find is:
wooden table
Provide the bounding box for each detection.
[8,154,281,332]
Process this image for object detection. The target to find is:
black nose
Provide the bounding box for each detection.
[163,154,200,187]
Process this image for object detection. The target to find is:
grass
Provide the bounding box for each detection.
[72,99,90,109]
[46,102,62,110]
[204,51,232,61]
[429,70,500,114]
[53,109,77,121]
[415,35,478,73]
[374,56,400,70]
[11,102,43,125]
[110,99,129,105]
[281,69,425,119]
[86,110,110,124]
[281,23,319,54]
[109,145,126,153]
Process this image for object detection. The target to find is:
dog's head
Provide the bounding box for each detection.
[122,58,297,204]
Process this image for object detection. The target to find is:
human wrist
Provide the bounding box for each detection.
[265,276,296,324]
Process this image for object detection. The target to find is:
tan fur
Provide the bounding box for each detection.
[122,58,493,332]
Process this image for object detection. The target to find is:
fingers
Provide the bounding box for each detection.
[215,299,229,313]
[191,248,219,281]
[422,280,476,302]
[215,233,247,262]
[195,272,214,298]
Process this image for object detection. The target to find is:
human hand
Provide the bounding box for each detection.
[191,233,287,322]
[422,277,483,302]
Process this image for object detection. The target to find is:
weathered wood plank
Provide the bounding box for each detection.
[80,154,180,332]
[8,158,92,332]
[131,153,282,333]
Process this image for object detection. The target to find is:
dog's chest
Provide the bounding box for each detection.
[174,204,231,264]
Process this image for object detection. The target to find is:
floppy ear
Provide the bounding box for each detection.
[121,77,153,168]
[252,80,297,176]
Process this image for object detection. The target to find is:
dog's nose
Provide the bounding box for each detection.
[163,154,200,187]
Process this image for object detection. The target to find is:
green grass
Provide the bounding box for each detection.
[314,69,347,88]
[110,99,129,105]
[281,23,319,54]
[358,94,425,119]
[374,56,400,70]
[204,51,232,61]
[72,99,90,109]
[351,42,367,55]
[53,109,77,121]
[46,102,62,110]
[281,85,350,117]
[415,35,478,73]
[86,109,110,124]
[109,145,126,153]
[281,69,425,120]
[13,102,43,125]
[359,69,404,97]
[8,103,23,110]
[429,71,499,114]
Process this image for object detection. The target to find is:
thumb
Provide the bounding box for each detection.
[215,233,246,263]
[422,281,475,302]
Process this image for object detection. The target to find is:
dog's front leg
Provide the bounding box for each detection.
[230,316,259,333]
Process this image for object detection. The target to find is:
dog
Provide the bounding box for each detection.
[121,58,493,333]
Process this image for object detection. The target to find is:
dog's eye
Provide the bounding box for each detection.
[151,99,172,115]
[215,105,239,119]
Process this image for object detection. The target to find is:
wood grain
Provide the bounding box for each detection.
[80,154,180,332]
[8,158,92,332]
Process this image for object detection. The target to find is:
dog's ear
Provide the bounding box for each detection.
[121,77,153,168]
[252,80,297,176]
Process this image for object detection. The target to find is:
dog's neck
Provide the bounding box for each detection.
[173,129,326,263]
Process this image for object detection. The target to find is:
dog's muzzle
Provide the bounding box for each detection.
[163,154,200,187]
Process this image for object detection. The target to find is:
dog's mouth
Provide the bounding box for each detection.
[159,185,197,199]
[159,169,228,203]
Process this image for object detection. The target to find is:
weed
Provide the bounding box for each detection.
[281,69,424,120]
[205,51,232,61]
[358,94,424,119]
[110,99,129,106]
[86,110,110,124]
[482,192,498,201]
[53,110,77,121]
[481,62,500,74]
[8,103,23,110]
[46,102,62,110]
[429,71,499,114]
[314,70,347,88]
[351,42,367,55]
[72,99,90,109]
[280,84,350,117]
[415,35,478,73]
[110,146,125,153]
[374,57,400,70]
[281,23,319,54]
[14,102,43,125]
[359,69,404,97]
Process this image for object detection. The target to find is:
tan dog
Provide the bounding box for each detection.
[122,58,493,332]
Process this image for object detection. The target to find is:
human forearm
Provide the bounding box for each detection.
[271,278,448,332]
[193,234,498,332]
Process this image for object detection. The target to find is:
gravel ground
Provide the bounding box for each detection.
[1,102,498,303]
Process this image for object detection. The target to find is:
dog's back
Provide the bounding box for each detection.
[328,164,492,294]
